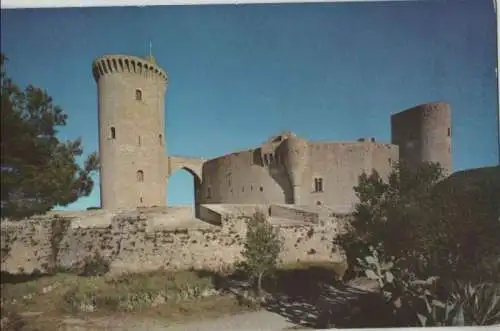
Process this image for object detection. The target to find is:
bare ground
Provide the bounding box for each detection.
[54,310,304,331]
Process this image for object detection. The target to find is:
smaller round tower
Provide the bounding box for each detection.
[391,102,452,175]
[92,54,168,210]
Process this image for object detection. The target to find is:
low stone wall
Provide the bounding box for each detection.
[1,212,350,275]
[198,204,224,225]
[1,218,53,273]
[270,204,319,223]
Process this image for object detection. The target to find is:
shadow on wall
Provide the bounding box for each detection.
[253,148,293,204]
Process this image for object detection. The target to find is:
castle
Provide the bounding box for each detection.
[92,54,452,216]
[0,53,455,275]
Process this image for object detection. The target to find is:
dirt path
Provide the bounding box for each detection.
[60,310,306,331]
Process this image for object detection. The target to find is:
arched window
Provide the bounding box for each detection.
[135,89,142,101]
[136,170,144,182]
[448,128,451,137]
[110,127,116,139]
[159,134,163,146]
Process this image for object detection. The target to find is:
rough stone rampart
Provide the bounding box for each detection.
[1,212,349,275]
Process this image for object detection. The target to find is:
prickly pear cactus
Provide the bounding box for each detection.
[356,246,395,290]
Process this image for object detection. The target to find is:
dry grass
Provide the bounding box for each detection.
[0,269,248,331]
[0,261,348,330]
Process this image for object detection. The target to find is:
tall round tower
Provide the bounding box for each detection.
[391,102,452,175]
[92,54,168,210]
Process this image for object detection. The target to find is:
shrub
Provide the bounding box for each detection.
[240,210,283,297]
[77,252,110,277]
[61,270,216,313]
[354,246,500,327]
[451,281,500,326]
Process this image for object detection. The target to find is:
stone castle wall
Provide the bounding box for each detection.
[1,212,350,276]
[199,139,398,211]
[201,150,289,205]
[303,141,398,208]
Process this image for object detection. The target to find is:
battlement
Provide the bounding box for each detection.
[92,54,168,82]
[391,101,450,118]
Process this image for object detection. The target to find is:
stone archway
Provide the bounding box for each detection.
[167,156,205,218]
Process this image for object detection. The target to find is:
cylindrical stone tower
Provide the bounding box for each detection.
[92,54,168,210]
[391,102,452,175]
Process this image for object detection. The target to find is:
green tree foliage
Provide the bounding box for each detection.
[336,160,446,278]
[336,161,500,282]
[1,54,99,220]
[241,211,284,296]
[412,166,500,281]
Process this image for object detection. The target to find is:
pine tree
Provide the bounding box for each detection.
[1,53,99,220]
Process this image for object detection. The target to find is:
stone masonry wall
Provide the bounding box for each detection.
[269,204,319,223]
[1,213,350,275]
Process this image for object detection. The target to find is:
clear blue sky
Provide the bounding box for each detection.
[1,0,498,210]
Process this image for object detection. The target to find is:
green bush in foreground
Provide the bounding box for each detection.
[356,247,500,327]
[240,211,284,298]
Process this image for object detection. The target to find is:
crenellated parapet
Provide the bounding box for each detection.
[92,54,168,83]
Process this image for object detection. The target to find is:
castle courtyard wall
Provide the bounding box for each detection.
[201,150,289,204]
[199,140,399,211]
[304,141,399,208]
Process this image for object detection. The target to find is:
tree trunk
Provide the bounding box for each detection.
[257,272,264,297]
